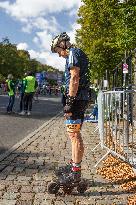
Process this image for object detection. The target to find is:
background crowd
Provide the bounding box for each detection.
[0,71,63,116]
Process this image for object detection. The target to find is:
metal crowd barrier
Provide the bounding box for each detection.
[95,90,136,168]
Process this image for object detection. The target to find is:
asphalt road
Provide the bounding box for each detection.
[0,94,62,155]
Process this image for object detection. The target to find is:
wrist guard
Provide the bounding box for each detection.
[66,95,76,106]
[64,95,76,113]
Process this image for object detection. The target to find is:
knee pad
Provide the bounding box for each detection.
[65,119,81,133]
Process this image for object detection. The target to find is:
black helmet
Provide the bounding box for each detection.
[51,32,70,53]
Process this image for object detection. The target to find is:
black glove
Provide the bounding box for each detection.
[64,95,76,113]
[64,104,72,113]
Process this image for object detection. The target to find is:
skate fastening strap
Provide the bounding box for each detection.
[72,167,81,172]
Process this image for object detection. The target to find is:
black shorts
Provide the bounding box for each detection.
[70,100,88,122]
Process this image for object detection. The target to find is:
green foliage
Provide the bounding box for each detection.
[0,37,61,80]
[76,0,136,81]
[0,74,4,82]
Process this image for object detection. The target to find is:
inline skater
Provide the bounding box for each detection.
[50,32,90,184]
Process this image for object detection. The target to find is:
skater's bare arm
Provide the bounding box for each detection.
[69,67,80,97]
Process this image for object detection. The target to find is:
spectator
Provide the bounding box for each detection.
[48,85,51,95]
[18,73,27,112]
[60,84,66,107]
[6,74,15,114]
[19,71,37,116]
[34,86,40,101]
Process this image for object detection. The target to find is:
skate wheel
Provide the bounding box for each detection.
[77,181,88,194]
[63,186,73,195]
[47,182,60,194]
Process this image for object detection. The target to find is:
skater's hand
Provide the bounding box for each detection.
[64,112,72,119]
[64,96,75,113]
[64,104,72,113]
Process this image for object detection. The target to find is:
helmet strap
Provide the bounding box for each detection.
[64,40,67,50]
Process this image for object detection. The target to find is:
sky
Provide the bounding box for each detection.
[0,0,82,71]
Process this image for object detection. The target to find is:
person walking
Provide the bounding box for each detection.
[51,32,90,183]
[60,84,66,107]
[6,74,15,114]
[19,71,37,116]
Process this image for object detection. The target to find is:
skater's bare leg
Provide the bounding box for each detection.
[69,131,84,163]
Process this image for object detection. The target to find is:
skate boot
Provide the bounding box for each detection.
[60,170,81,185]
[48,170,88,194]
[54,160,73,176]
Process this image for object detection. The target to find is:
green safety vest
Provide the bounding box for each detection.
[25,76,36,93]
[6,79,14,96]
[61,85,66,94]
[21,77,26,93]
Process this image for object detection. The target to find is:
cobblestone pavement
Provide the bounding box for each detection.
[0,114,133,205]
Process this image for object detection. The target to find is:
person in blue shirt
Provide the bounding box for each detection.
[51,32,90,184]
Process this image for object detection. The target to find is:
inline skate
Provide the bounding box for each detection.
[54,160,73,176]
[47,171,88,195]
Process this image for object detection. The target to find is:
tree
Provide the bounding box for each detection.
[0,38,63,81]
[76,0,136,81]
[0,38,19,77]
